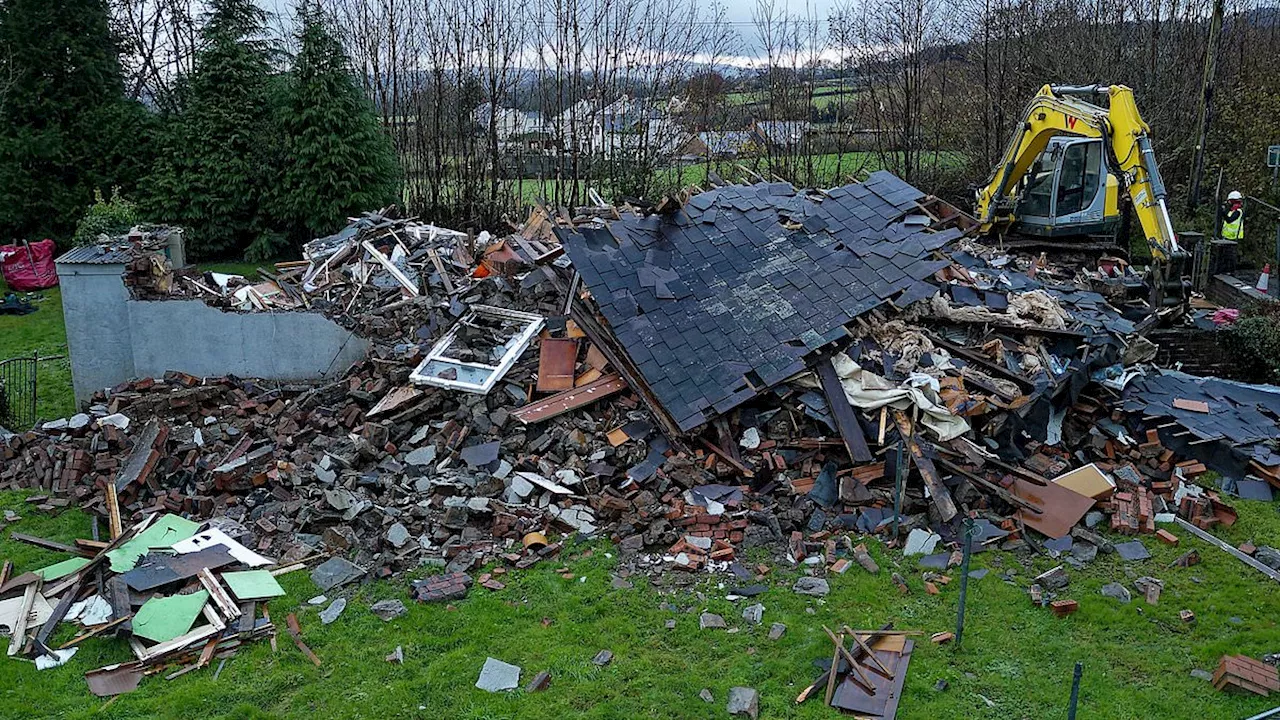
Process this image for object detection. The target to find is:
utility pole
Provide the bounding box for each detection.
[1188,0,1225,212]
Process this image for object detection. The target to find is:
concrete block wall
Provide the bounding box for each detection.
[57,260,369,405]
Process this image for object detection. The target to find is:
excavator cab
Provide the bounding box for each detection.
[1012,136,1121,239]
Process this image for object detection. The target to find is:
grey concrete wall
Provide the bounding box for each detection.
[127,300,369,383]
[56,262,135,404]
[58,264,369,405]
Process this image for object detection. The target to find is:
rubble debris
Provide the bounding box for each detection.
[792,577,829,597]
[1050,600,1079,617]
[476,657,521,692]
[700,612,727,630]
[525,670,552,692]
[14,172,1280,704]
[386,646,404,664]
[797,624,914,718]
[1215,655,1280,696]
[592,649,614,666]
[699,688,714,703]
[1100,583,1131,604]
[311,559,366,592]
[726,686,760,720]
[319,598,347,624]
[1114,541,1152,562]
[370,599,407,621]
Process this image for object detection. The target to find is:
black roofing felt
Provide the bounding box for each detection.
[559,171,962,431]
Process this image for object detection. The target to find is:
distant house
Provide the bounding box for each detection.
[750,120,811,151]
[553,95,680,156]
[473,103,545,147]
[676,131,754,160]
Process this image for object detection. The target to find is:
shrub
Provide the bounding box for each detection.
[72,188,138,246]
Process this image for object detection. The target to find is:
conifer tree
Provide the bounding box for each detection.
[145,0,277,259]
[273,5,400,241]
[0,0,150,241]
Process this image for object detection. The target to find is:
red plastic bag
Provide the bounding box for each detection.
[0,239,59,292]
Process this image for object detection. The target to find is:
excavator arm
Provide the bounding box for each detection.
[975,84,1182,261]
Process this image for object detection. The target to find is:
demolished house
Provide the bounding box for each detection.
[5,171,1280,707]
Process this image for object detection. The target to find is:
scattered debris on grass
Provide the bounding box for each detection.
[6,172,1280,706]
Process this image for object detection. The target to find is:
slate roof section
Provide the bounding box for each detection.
[559,171,962,431]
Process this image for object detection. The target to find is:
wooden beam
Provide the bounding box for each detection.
[9,533,86,556]
[934,457,1043,514]
[926,334,1035,392]
[59,615,131,649]
[568,297,684,443]
[892,411,957,522]
[34,579,80,652]
[511,374,627,424]
[105,484,122,540]
[7,578,41,656]
[284,613,322,667]
[697,438,755,478]
[197,569,242,621]
[815,357,874,462]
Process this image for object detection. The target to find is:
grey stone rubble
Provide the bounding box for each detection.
[792,577,830,597]
[370,599,408,621]
[726,687,760,720]
[475,658,522,692]
[319,598,347,624]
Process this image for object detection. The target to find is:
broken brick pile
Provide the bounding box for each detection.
[411,571,474,603]
[5,180,1280,636]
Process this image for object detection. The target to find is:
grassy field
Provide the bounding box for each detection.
[2,491,1280,719]
[0,280,75,421]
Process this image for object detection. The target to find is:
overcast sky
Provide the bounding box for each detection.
[258,0,847,60]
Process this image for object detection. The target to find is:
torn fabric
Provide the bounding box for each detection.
[831,353,969,441]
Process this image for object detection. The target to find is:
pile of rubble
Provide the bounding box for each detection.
[6,171,1280,706]
[0,511,295,696]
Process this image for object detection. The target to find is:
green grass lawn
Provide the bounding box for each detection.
[2,489,1280,719]
[0,280,75,421]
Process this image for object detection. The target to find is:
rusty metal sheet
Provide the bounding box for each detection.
[121,547,235,592]
[829,640,913,717]
[86,662,144,697]
[512,374,627,424]
[536,338,579,392]
[1013,477,1095,540]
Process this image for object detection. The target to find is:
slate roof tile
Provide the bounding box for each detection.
[560,172,955,431]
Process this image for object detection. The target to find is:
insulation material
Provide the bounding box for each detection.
[830,353,968,442]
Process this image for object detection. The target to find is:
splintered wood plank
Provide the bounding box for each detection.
[512,374,627,424]
[105,484,122,540]
[816,358,873,463]
[285,613,322,666]
[7,578,41,656]
[892,411,957,522]
[536,338,580,392]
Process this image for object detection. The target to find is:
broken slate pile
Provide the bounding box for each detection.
[7,172,1280,707]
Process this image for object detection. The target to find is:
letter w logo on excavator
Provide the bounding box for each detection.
[1065,116,1078,130]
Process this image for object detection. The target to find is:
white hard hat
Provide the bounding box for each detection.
[1228,190,1243,200]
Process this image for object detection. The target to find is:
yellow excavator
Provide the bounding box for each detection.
[973,84,1188,305]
